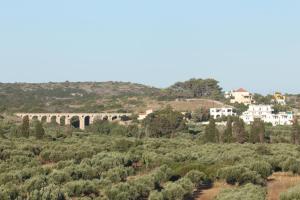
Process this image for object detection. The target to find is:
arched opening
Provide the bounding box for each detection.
[60,116,66,126]
[103,116,108,121]
[71,116,80,128]
[32,116,38,121]
[112,116,118,121]
[41,116,47,123]
[84,116,90,127]
[120,115,131,121]
[51,116,57,124]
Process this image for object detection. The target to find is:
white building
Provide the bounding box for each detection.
[226,88,254,105]
[241,105,293,126]
[210,107,235,119]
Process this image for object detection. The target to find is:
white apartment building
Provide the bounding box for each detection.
[241,105,293,126]
[210,107,236,119]
[226,88,254,105]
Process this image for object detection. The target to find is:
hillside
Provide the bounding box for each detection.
[0,81,160,113]
[0,79,225,114]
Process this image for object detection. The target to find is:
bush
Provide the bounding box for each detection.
[162,182,186,200]
[142,106,186,138]
[217,166,265,185]
[148,191,164,200]
[63,180,98,197]
[218,166,246,185]
[215,183,266,200]
[185,170,207,186]
[248,161,272,179]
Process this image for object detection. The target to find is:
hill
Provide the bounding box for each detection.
[0,79,225,114]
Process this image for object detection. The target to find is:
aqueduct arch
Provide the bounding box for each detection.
[15,113,131,130]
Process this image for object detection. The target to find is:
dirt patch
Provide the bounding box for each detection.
[267,172,300,200]
[195,182,234,200]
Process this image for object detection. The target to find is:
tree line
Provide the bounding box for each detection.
[204,116,300,144]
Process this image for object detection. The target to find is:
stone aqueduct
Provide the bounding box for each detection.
[15,113,132,130]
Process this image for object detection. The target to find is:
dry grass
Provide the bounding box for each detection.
[195,182,234,200]
[135,98,228,113]
[267,172,300,200]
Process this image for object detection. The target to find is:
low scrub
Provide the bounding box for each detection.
[215,183,266,200]
[280,184,300,200]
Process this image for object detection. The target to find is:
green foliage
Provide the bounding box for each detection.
[248,161,272,179]
[21,116,30,138]
[34,121,45,139]
[88,120,136,137]
[191,108,210,122]
[1,126,300,199]
[224,118,233,143]
[217,165,266,186]
[142,107,186,138]
[215,183,266,200]
[291,120,300,144]
[232,103,248,115]
[166,78,223,100]
[233,118,247,143]
[253,94,272,105]
[249,119,265,143]
[185,170,207,186]
[204,118,219,143]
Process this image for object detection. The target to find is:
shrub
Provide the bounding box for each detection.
[162,182,185,200]
[185,170,207,186]
[63,180,98,197]
[148,191,164,200]
[142,106,186,138]
[217,165,265,185]
[49,170,72,184]
[217,166,246,185]
[248,161,272,179]
[215,183,266,200]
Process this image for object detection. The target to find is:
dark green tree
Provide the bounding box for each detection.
[35,120,45,139]
[249,118,265,143]
[224,117,233,143]
[167,78,223,100]
[21,116,30,138]
[142,106,186,138]
[204,118,219,143]
[291,119,300,145]
[192,108,210,122]
[233,118,247,143]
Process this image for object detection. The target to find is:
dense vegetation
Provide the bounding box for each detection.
[1,79,300,199]
[1,111,300,199]
[166,78,223,100]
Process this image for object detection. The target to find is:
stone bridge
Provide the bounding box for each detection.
[15,113,132,130]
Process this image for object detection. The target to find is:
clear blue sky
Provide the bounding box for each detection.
[0,1,299,94]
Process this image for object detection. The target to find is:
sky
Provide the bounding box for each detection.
[0,0,299,94]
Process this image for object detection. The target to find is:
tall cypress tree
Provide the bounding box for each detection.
[291,119,300,145]
[258,120,265,143]
[250,119,260,143]
[35,121,45,139]
[204,118,219,143]
[224,117,233,143]
[21,116,30,138]
[249,118,265,143]
[233,118,247,144]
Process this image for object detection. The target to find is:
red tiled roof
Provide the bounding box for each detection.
[235,88,248,92]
